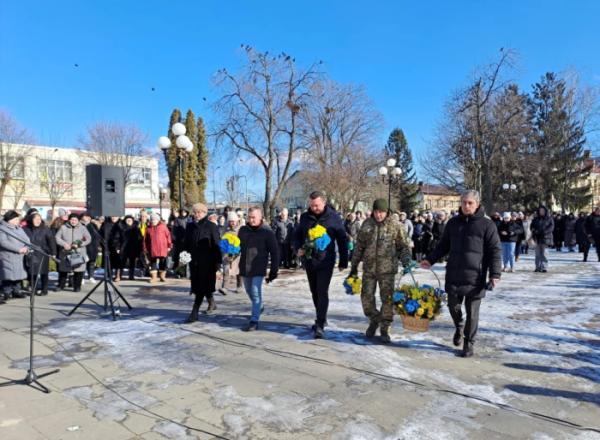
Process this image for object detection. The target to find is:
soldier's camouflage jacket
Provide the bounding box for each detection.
[351,216,412,275]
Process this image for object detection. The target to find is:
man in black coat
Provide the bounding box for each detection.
[530,206,554,272]
[293,191,348,339]
[184,203,222,323]
[272,208,294,269]
[238,207,279,331]
[575,212,590,261]
[421,190,501,358]
[585,207,600,262]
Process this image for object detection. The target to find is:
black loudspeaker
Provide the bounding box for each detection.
[86,165,125,217]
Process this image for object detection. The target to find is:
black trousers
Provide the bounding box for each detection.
[28,271,49,293]
[448,293,482,345]
[59,272,84,291]
[279,243,292,268]
[306,265,334,327]
[150,257,167,271]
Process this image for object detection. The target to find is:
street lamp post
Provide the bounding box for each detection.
[379,158,402,209]
[157,122,194,212]
[502,183,517,211]
[158,184,167,220]
[237,175,248,211]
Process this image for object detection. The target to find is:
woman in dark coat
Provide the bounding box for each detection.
[184,204,222,322]
[117,215,143,281]
[80,212,99,280]
[99,216,122,281]
[575,212,590,261]
[23,212,57,295]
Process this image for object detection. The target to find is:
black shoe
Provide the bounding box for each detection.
[365,321,378,338]
[73,288,81,293]
[12,291,26,299]
[456,341,474,357]
[534,269,540,272]
[242,321,258,332]
[314,326,325,339]
[218,288,227,296]
[380,328,391,344]
[453,329,463,347]
[541,269,547,273]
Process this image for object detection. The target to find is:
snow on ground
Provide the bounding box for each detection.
[24,250,600,439]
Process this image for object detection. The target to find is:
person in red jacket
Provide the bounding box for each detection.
[144,213,172,283]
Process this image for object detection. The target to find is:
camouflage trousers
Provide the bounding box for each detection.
[361,273,395,329]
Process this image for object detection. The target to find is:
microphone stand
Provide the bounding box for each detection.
[0,230,60,393]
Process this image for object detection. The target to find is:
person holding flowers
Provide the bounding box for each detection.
[293,191,348,339]
[184,203,222,322]
[237,206,279,331]
[218,212,242,294]
[349,199,412,344]
[421,190,501,358]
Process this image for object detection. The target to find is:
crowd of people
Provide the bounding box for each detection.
[1,195,599,357]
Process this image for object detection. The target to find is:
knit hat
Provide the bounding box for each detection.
[227,212,239,222]
[68,213,80,221]
[372,198,389,212]
[58,208,67,217]
[26,208,39,218]
[3,210,20,222]
[502,212,511,219]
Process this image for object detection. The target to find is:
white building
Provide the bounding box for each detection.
[0,142,164,219]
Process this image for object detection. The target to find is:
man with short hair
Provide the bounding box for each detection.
[184,203,222,322]
[421,190,501,357]
[293,191,348,338]
[351,199,412,343]
[238,206,279,331]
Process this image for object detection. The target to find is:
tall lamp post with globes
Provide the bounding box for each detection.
[379,158,402,209]
[157,122,194,211]
[502,183,517,211]
[158,184,168,220]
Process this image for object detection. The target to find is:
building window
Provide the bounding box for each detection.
[129,167,152,186]
[0,156,25,179]
[38,159,73,182]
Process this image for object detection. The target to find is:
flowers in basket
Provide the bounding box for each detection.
[392,284,446,320]
[176,251,192,277]
[343,275,362,295]
[219,233,241,259]
[303,224,331,259]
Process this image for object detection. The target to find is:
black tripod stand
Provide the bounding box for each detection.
[68,226,132,320]
[0,239,60,393]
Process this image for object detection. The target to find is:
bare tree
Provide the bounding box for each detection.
[37,153,78,217]
[8,180,26,209]
[79,122,149,186]
[299,80,384,213]
[0,110,33,212]
[422,49,518,211]
[213,46,322,219]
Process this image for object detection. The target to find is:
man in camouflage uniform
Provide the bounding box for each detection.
[350,198,412,343]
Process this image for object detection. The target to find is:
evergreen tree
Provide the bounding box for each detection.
[532,73,591,211]
[196,116,208,204]
[384,128,419,213]
[183,110,201,206]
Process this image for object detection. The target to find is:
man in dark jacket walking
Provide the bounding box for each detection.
[184,203,222,323]
[585,207,600,262]
[530,206,554,272]
[421,190,501,357]
[272,208,293,269]
[238,207,279,331]
[575,212,590,261]
[293,191,348,339]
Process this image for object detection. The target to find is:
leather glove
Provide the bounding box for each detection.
[266,272,278,284]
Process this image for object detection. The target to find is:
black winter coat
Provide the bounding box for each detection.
[272,218,294,244]
[172,217,189,248]
[185,217,222,295]
[293,205,348,271]
[426,206,502,298]
[84,222,100,261]
[530,209,555,246]
[575,216,589,245]
[238,224,279,278]
[23,223,57,275]
[432,221,446,242]
[118,223,143,258]
[585,213,600,237]
[497,220,524,243]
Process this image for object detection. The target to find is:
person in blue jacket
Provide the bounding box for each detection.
[293,191,348,339]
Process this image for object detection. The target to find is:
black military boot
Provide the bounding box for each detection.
[365,321,379,338]
[185,296,203,323]
[457,340,474,358]
[380,327,391,344]
[453,327,463,347]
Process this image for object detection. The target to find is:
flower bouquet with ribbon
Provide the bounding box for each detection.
[176,250,192,277]
[343,275,362,295]
[219,232,241,260]
[303,224,331,260]
[393,264,446,332]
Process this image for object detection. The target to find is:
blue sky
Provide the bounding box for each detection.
[1,1,599,198]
